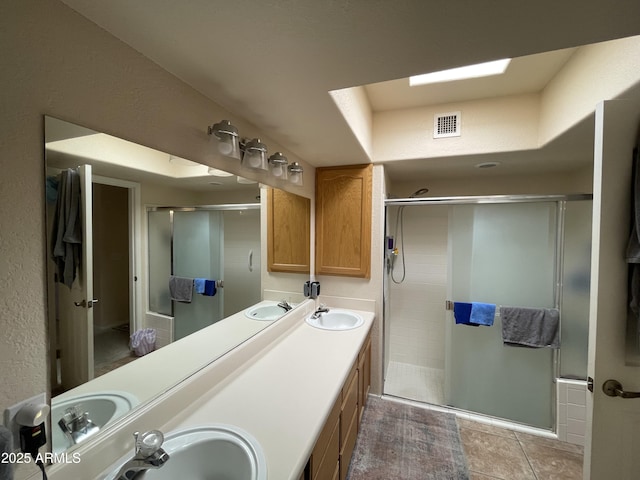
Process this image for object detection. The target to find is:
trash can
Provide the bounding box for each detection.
[130,328,156,356]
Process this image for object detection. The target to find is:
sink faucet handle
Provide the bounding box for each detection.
[134,430,165,457]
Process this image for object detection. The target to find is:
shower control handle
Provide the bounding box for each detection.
[602,379,640,398]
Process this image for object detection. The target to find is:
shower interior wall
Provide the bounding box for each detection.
[387,205,449,371]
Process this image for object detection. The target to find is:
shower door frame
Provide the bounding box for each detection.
[382,193,592,429]
[146,203,260,316]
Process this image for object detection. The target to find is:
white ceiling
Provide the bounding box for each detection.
[59,0,640,179]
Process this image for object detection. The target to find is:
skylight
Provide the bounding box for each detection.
[409,58,511,86]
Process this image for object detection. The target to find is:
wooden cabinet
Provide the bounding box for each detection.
[357,335,372,423]
[266,187,311,273]
[309,396,341,480]
[306,331,372,480]
[315,164,372,278]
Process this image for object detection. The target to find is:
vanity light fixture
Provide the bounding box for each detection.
[242,138,269,171]
[207,120,241,160]
[267,152,288,180]
[288,162,304,186]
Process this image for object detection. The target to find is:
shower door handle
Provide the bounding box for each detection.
[248,250,253,272]
[602,379,640,398]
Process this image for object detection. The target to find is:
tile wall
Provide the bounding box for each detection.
[556,379,588,445]
[387,205,449,369]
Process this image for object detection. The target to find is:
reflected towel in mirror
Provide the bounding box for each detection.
[194,278,206,294]
[169,276,194,303]
[203,280,217,296]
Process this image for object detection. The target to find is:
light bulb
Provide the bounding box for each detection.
[272,165,283,177]
[218,139,234,156]
[249,153,262,168]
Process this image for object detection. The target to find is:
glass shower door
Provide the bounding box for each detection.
[173,210,224,340]
[446,202,558,429]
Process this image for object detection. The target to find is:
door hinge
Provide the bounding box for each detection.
[588,376,594,393]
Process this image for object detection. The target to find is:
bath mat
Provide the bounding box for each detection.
[347,396,469,480]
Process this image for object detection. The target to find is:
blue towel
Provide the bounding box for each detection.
[453,302,473,325]
[470,302,496,326]
[194,278,206,294]
[203,280,217,296]
[454,301,495,326]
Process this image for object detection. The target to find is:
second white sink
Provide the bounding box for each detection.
[105,425,266,480]
[244,301,291,321]
[306,309,364,331]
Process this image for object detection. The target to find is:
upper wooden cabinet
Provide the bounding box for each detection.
[315,164,372,278]
[266,187,311,273]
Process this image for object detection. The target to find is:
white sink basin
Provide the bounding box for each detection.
[52,391,138,453]
[244,301,292,321]
[105,425,266,480]
[306,309,364,330]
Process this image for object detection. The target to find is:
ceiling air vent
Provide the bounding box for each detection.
[433,111,461,138]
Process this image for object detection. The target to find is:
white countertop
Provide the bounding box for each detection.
[161,307,374,480]
[44,303,373,480]
[54,300,280,404]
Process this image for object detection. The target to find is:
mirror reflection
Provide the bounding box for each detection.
[44,116,309,453]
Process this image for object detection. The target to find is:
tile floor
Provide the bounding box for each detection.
[459,418,583,479]
[384,361,584,479]
[94,325,136,377]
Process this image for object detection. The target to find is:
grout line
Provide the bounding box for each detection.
[516,433,540,480]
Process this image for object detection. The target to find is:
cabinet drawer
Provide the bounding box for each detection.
[340,407,359,480]
[341,369,358,446]
[311,396,341,479]
[312,418,340,480]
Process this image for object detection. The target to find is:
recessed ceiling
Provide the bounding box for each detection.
[364,48,576,112]
[58,0,640,179]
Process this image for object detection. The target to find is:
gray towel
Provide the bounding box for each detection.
[50,168,82,288]
[169,276,193,303]
[500,306,560,348]
[0,425,13,480]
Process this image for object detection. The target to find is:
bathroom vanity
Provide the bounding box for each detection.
[42,300,374,480]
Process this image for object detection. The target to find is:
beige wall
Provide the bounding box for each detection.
[0,0,313,421]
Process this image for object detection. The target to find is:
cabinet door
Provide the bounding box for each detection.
[315,164,372,278]
[267,187,311,273]
[358,335,372,421]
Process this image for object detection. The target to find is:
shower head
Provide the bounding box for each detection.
[409,188,429,198]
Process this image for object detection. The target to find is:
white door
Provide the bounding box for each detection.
[586,100,640,479]
[58,164,94,389]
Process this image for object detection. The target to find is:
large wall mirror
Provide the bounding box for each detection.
[44,116,310,454]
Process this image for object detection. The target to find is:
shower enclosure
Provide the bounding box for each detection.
[147,205,261,341]
[383,195,592,430]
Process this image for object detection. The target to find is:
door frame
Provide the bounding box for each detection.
[93,174,142,333]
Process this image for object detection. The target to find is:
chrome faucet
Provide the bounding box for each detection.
[58,405,100,445]
[114,430,170,480]
[311,304,329,319]
[277,300,293,311]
